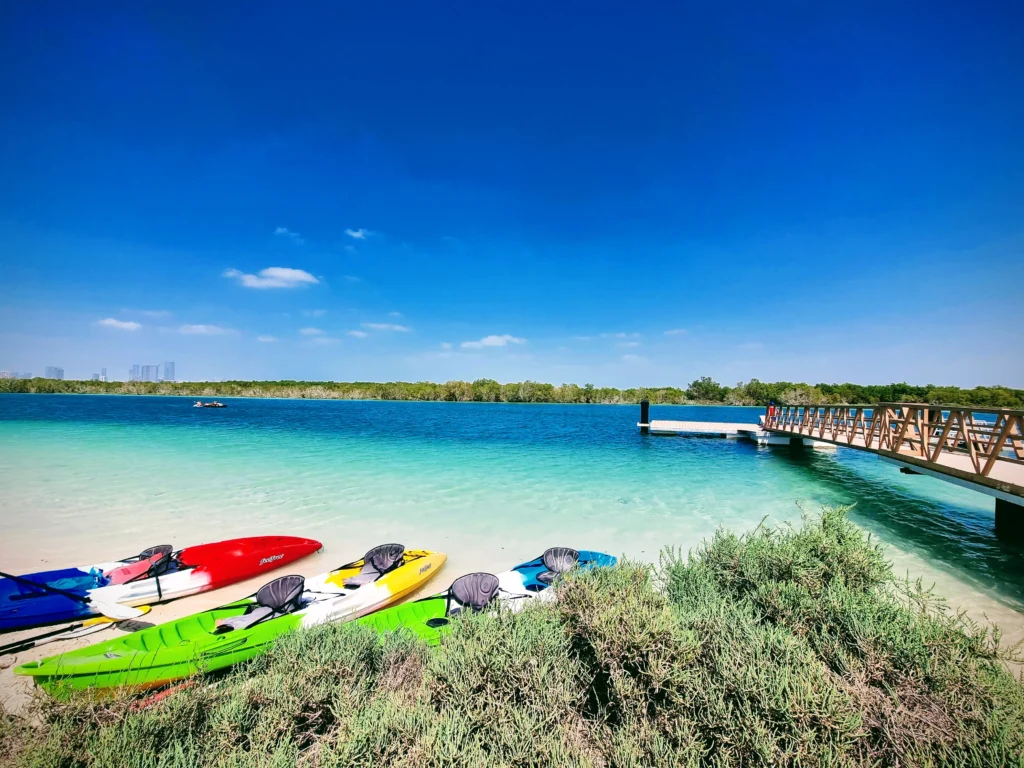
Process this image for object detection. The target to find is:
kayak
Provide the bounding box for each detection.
[357,547,616,644]
[0,536,323,632]
[16,545,445,695]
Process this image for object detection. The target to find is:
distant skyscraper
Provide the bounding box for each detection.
[91,373,100,381]
[101,367,107,382]
[131,364,141,382]
[44,366,64,380]
[163,361,175,382]
[141,364,160,382]
[0,371,10,379]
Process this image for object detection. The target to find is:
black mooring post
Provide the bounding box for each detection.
[640,399,650,434]
[995,498,1024,542]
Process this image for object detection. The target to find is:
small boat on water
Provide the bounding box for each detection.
[193,401,227,408]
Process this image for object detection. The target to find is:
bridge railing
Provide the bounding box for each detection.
[763,403,1024,477]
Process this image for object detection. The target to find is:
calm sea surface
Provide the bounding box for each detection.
[1,395,1023,618]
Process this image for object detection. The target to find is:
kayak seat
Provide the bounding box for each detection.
[344,543,405,588]
[447,572,500,617]
[104,545,174,586]
[215,574,306,633]
[536,547,580,585]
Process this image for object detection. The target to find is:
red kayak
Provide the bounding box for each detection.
[1,536,323,632]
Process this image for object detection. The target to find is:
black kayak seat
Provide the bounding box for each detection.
[447,572,500,616]
[536,547,580,585]
[216,574,305,633]
[344,544,405,588]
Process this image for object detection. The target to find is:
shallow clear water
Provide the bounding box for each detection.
[1,395,1022,618]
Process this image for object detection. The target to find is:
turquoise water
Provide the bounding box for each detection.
[1,395,1022,616]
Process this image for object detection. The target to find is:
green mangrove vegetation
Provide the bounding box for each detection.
[2,376,1022,408]
[4,509,1023,767]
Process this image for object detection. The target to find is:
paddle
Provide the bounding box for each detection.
[0,570,147,621]
[0,606,152,656]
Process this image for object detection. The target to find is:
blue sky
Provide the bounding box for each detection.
[1,2,1022,386]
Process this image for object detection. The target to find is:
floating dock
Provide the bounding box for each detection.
[638,418,833,448]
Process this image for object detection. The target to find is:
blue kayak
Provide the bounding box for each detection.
[511,549,617,590]
[0,566,109,632]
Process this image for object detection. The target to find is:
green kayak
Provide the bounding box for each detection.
[15,547,446,697]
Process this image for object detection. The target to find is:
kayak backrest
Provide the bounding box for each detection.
[255,574,305,612]
[214,574,306,634]
[448,573,500,614]
[536,547,580,585]
[344,543,405,588]
[104,546,174,586]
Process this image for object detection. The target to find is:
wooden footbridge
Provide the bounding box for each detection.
[763,403,1024,531]
[640,401,1024,534]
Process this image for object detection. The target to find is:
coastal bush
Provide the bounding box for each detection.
[7,509,1024,767]
[2,376,1022,408]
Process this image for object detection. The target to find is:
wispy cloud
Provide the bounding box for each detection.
[600,332,641,339]
[345,228,370,240]
[388,311,403,318]
[440,342,453,350]
[180,324,231,335]
[274,226,304,245]
[299,327,325,336]
[303,309,327,318]
[461,334,526,350]
[257,335,277,343]
[97,318,141,331]
[621,354,648,363]
[664,328,687,336]
[342,275,361,283]
[310,336,341,346]
[362,322,410,332]
[617,341,641,348]
[139,310,171,318]
[347,330,369,338]
[223,267,319,289]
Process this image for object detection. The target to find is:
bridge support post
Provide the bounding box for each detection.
[639,400,650,435]
[995,498,1024,542]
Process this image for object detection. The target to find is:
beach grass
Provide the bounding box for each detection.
[7,507,1024,767]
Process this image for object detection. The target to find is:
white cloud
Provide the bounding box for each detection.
[257,335,277,343]
[600,332,641,339]
[180,324,231,335]
[440,342,453,350]
[664,328,687,336]
[97,318,141,331]
[617,341,641,348]
[274,226,305,244]
[299,327,325,336]
[362,323,410,332]
[461,334,526,350]
[310,336,340,346]
[345,228,370,240]
[139,310,171,318]
[223,267,319,289]
[347,330,369,338]
[303,309,327,318]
